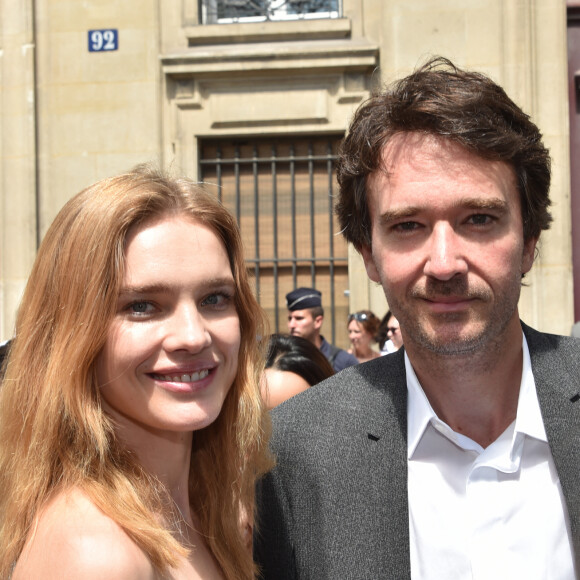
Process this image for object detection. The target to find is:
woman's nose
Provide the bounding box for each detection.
[163,304,211,353]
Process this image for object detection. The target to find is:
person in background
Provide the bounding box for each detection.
[0,340,11,382]
[286,287,358,372]
[0,166,272,579]
[347,310,381,363]
[377,310,403,354]
[262,334,334,410]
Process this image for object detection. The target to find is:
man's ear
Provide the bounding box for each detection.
[360,244,381,283]
[313,316,324,330]
[522,236,539,275]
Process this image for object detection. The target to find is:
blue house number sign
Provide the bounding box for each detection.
[88,29,118,52]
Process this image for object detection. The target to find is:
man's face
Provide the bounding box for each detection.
[287,309,322,343]
[360,133,537,356]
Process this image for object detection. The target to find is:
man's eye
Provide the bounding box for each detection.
[395,221,420,232]
[468,214,493,225]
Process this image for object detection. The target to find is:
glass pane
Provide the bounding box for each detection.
[201,0,340,24]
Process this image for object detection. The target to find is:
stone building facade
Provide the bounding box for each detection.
[0,0,572,347]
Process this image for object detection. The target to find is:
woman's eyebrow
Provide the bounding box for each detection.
[119,277,236,296]
[119,283,171,296]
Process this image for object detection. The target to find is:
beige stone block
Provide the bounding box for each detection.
[464,4,502,66]
[209,86,328,125]
[37,152,162,238]
[95,152,163,179]
[2,1,33,37]
[540,223,572,270]
[346,245,388,316]
[45,0,156,32]
[392,6,469,66]
[1,55,35,160]
[43,82,158,155]
[520,263,574,334]
[534,69,569,136]
[369,282,388,318]
[347,246,371,313]
[1,279,28,340]
[47,80,156,114]
[2,203,36,266]
[2,108,34,159]
[37,154,99,237]
[42,29,158,85]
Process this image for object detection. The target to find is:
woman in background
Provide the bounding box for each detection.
[377,310,403,355]
[347,310,381,363]
[0,167,272,579]
[0,340,10,382]
[262,334,334,409]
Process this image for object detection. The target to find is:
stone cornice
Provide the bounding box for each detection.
[161,38,379,76]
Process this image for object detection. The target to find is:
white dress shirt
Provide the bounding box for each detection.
[407,334,576,579]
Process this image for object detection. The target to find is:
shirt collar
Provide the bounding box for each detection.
[514,332,547,443]
[406,332,547,460]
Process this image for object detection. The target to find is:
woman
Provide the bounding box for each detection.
[377,310,403,354]
[0,166,272,579]
[262,334,334,409]
[347,310,381,363]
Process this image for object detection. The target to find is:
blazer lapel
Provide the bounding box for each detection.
[355,350,411,577]
[523,323,580,566]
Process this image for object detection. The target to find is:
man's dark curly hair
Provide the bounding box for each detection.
[336,56,552,250]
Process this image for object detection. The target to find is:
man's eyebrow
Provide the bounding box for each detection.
[459,197,509,212]
[378,197,509,225]
[378,207,422,225]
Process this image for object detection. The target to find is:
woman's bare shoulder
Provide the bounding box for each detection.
[12,487,156,580]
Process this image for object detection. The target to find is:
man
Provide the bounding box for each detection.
[255,57,580,579]
[286,287,358,372]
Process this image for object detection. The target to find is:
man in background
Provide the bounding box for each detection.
[286,287,358,372]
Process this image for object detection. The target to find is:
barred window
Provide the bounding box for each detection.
[200,0,340,25]
[199,136,349,347]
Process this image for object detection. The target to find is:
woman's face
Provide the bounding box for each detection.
[387,315,403,349]
[96,215,240,438]
[348,319,372,350]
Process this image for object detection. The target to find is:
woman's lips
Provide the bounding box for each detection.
[150,369,210,383]
[147,365,217,393]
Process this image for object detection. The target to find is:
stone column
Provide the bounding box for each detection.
[0,0,38,340]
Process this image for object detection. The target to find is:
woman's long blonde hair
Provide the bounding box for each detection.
[0,166,272,579]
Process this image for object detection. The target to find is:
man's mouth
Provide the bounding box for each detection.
[424,295,472,304]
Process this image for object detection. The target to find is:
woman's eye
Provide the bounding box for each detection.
[126,301,155,316]
[202,292,232,308]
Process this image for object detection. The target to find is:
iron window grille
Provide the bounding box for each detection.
[199,136,349,346]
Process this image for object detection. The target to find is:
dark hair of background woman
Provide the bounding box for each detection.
[265,334,334,387]
[376,310,394,351]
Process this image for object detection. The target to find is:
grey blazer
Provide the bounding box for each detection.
[254,323,580,579]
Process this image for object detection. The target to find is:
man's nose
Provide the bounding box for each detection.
[423,223,468,281]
